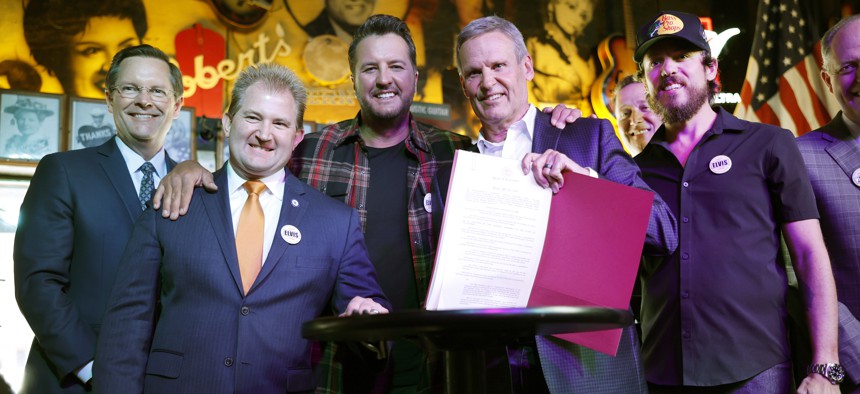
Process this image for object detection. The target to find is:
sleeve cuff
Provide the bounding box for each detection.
[76,360,94,383]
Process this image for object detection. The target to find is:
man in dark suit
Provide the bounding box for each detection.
[797,14,860,393]
[13,44,182,394]
[93,63,389,393]
[441,15,678,393]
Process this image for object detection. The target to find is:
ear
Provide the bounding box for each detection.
[105,91,114,114]
[523,55,535,82]
[459,74,469,98]
[705,57,719,82]
[221,113,231,138]
[293,126,304,149]
[172,96,184,120]
[821,69,834,94]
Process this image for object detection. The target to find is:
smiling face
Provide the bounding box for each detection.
[352,33,417,124]
[106,56,182,155]
[458,31,534,139]
[70,16,139,98]
[641,39,716,125]
[13,111,43,136]
[823,20,860,125]
[225,82,304,180]
[327,0,376,29]
[615,81,661,151]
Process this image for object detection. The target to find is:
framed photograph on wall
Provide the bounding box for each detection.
[164,107,196,162]
[69,97,115,151]
[0,90,63,163]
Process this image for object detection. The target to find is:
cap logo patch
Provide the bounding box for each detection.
[649,14,684,37]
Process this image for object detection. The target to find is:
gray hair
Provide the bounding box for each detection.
[821,14,860,73]
[226,63,308,129]
[456,16,528,74]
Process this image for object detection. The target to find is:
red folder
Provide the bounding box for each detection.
[527,172,653,356]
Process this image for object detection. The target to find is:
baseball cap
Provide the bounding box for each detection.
[634,10,709,62]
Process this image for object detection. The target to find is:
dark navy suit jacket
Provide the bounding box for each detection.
[94,167,388,393]
[14,138,175,394]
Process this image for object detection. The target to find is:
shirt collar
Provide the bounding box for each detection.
[476,104,536,147]
[115,136,167,176]
[226,162,285,203]
[336,111,434,154]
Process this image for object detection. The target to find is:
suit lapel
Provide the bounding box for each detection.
[202,169,245,295]
[822,114,860,181]
[252,174,309,292]
[531,111,561,154]
[98,139,141,222]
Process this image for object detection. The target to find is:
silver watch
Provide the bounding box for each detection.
[807,363,845,385]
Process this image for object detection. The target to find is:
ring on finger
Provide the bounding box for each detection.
[369,309,379,315]
[544,163,552,169]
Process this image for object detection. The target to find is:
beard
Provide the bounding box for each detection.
[648,78,710,125]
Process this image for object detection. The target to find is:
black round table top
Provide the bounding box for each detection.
[302,306,633,350]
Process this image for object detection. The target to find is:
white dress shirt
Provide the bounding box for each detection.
[227,164,285,265]
[115,136,167,195]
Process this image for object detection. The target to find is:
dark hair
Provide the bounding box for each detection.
[821,14,860,73]
[0,60,42,91]
[348,14,417,74]
[227,63,307,129]
[106,45,184,100]
[23,0,147,94]
[636,46,720,101]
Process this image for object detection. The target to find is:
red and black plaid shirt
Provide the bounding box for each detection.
[289,113,472,393]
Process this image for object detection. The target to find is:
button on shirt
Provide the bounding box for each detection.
[227,164,285,265]
[634,108,819,386]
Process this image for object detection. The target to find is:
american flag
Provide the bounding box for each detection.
[733,0,839,136]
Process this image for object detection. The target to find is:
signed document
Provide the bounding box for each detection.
[427,150,654,355]
[426,150,551,310]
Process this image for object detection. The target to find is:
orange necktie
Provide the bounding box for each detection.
[236,180,266,294]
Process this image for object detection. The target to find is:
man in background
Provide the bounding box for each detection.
[76,107,115,148]
[614,75,661,156]
[633,10,839,393]
[797,14,860,393]
[14,44,182,393]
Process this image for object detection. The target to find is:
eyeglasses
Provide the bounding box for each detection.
[111,84,174,102]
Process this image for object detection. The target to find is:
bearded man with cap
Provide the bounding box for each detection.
[631,10,841,393]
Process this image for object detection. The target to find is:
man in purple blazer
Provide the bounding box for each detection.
[94,63,389,393]
[797,14,860,393]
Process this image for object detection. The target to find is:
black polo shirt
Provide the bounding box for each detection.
[634,107,819,386]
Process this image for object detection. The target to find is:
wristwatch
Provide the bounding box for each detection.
[807,363,845,385]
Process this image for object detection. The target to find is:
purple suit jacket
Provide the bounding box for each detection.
[797,113,860,388]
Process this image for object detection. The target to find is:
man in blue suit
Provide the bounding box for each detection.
[13,44,182,393]
[797,14,860,393]
[447,15,678,393]
[93,63,389,393]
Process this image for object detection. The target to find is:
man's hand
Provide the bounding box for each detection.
[541,104,582,129]
[152,160,216,220]
[521,149,588,193]
[340,296,389,317]
[797,373,840,394]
